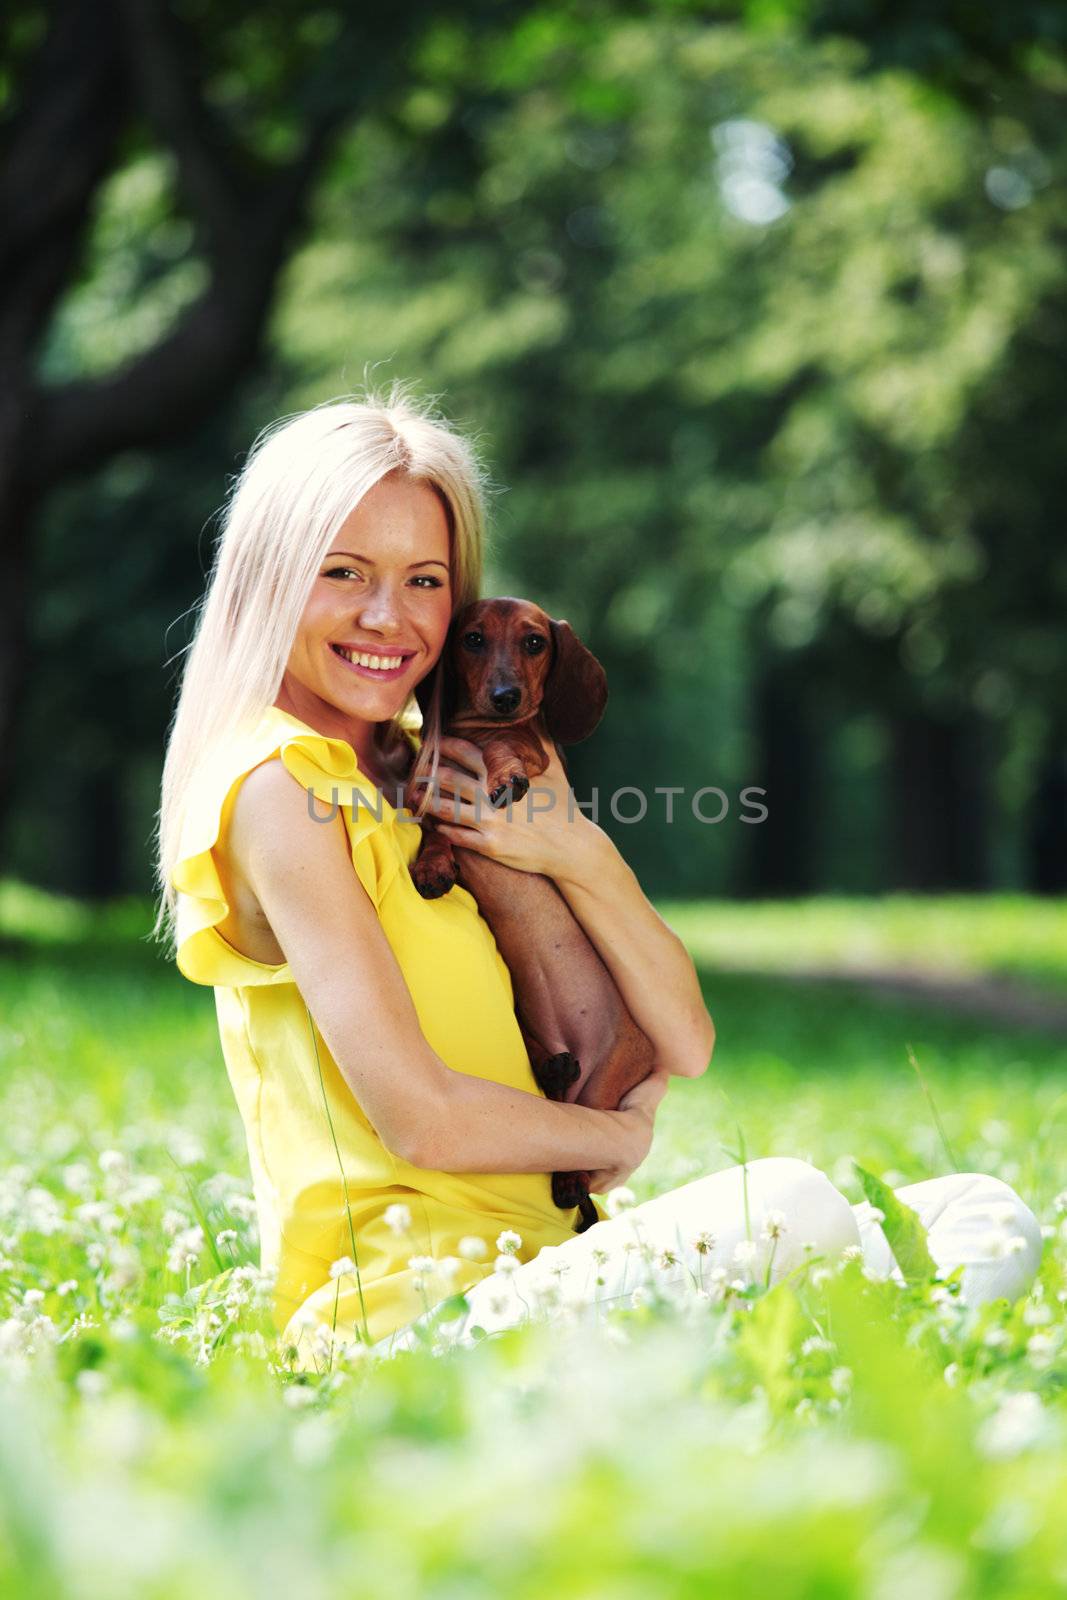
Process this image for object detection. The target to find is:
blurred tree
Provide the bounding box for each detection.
[0,0,498,874]
[6,2,1067,899]
[273,15,1067,893]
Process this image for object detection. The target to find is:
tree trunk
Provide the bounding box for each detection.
[1026,724,1067,893]
[888,709,987,890]
[741,661,819,896]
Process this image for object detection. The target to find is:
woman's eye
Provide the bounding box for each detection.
[411,575,445,588]
[325,567,361,580]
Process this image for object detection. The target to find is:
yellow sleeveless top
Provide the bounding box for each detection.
[170,704,600,1362]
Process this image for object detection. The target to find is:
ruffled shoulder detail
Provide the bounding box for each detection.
[171,706,411,988]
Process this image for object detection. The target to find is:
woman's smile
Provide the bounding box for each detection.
[329,642,418,681]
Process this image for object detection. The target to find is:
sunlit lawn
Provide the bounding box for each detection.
[1,885,1065,1596]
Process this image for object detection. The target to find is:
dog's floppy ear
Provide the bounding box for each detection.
[541,618,608,745]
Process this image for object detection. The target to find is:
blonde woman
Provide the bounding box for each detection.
[155,387,1041,1369]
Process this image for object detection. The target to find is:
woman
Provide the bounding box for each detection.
[154,386,1041,1370]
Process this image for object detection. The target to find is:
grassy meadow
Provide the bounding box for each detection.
[1,885,1066,1597]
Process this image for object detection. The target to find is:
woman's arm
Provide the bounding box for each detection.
[553,829,715,1079]
[422,739,716,1079]
[228,759,655,1177]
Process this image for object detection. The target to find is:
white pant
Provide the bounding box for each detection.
[373,1158,1042,1358]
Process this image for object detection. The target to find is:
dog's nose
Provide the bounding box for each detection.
[490,685,521,715]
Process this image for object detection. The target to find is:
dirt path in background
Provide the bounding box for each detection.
[770,965,1067,1036]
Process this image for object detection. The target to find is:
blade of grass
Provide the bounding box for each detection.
[906,1044,959,1174]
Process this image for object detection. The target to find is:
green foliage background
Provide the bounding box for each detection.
[8,3,1066,900]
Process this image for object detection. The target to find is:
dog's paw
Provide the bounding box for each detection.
[532,1051,581,1102]
[551,1169,592,1211]
[411,857,458,899]
[488,772,530,808]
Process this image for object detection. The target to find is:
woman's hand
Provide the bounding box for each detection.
[415,736,605,883]
[584,1068,671,1194]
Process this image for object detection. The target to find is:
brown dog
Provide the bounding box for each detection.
[403,598,656,1231]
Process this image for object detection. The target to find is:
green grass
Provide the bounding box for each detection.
[1,885,1066,1596]
[661,893,1067,993]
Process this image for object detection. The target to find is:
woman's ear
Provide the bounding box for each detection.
[542,619,608,744]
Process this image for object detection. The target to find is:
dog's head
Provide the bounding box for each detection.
[418,597,607,744]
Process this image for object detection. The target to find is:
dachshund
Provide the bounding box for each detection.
[403,598,657,1231]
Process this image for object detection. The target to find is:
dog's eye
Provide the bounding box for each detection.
[522,634,547,654]
[461,631,485,650]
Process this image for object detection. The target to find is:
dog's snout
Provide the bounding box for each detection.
[490,685,521,715]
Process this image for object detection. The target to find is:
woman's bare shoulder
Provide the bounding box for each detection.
[220,757,344,965]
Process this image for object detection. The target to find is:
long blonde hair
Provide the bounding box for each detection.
[151,381,489,957]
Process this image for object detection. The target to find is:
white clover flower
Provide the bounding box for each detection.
[383,1203,412,1236]
[57,1279,77,1297]
[829,1366,852,1396]
[841,1244,863,1262]
[75,1369,107,1399]
[606,1186,636,1218]
[61,1163,92,1195]
[406,1255,437,1276]
[732,1239,758,1267]
[98,1150,127,1175]
[283,1384,317,1410]
[810,1267,832,1289]
[629,1285,648,1307]
[493,1253,520,1276]
[119,1175,163,1207]
[800,1335,834,1357]
[1023,1303,1052,1327]
[656,1248,680,1272]
[692,1231,715,1256]
[161,1209,190,1239]
[166,1225,205,1274]
[495,1229,523,1255]
[229,1196,257,1221]
[329,1257,357,1280]
[216,1229,237,1249]
[943,1362,960,1387]
[435,1255,462,1285]
[978,1392,1047,1459]
[22,1288,45,1308]
[866,1206,885,1224]
[591,1247,611,1267]
[1052,1190,1067,1216]
[760,1209,788,1242]
[1027,1332,1057,1368]
[457,1235,489,1261]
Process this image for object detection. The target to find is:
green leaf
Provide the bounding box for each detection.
[854,1164,937,1285]
[736,1284,803,1412]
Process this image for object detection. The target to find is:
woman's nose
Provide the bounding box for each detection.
[357,581,403,632]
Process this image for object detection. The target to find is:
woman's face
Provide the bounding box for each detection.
[278,471,453,744]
